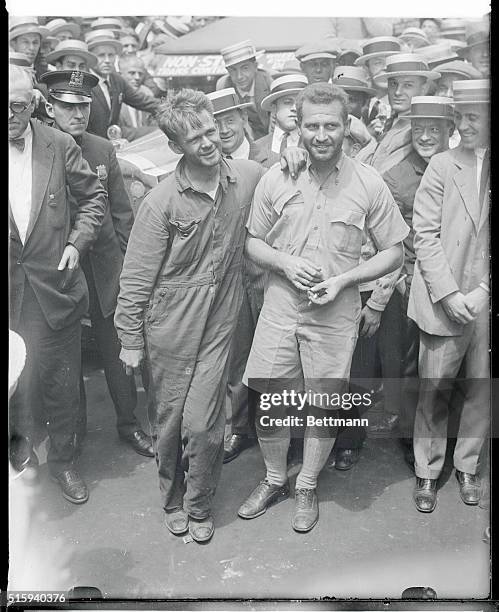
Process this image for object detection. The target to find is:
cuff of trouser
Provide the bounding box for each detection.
[414,465,442,480]
[454,460,481,476]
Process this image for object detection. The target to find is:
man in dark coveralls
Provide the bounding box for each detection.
[114,89,265,543]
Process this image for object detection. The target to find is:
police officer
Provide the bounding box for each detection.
[39,69,154,458]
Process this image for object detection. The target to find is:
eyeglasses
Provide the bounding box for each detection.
[9,101,30,114]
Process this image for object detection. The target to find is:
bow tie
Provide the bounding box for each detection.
[10,137,25,153]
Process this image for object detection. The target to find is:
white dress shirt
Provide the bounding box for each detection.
[229,137,250,160]
[9,123,33,244]
[271,125,300,154]
[91,69,112,108]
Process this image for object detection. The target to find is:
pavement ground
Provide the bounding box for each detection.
[8,358,490,599]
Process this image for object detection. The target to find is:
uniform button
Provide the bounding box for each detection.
[160,290,166,297]
[49,194,55,200]
[317,205,321,210]
[185,367,192,375]
[210,287,215,293]
[313,225,318,231]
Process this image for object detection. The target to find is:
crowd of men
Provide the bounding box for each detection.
[9,14,490,544]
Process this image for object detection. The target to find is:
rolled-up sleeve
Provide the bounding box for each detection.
[246,170,278,240]
[114,195,170,350]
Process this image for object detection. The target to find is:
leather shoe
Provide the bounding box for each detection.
[189,516,214,543]
[223,434,253,464]
[9,435,38,473]
[51,469,89,504]
[238,479,290,519]
[413,477,437,512]
[164,507,189,535]
[455,470,480,505]
[120,430,154,457]
[292,488,319,532]
[334,448,360,471]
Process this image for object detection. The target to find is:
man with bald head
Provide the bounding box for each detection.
[9,66,106,503]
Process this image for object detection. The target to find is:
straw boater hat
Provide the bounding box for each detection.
[436,60,481,80]
[332,66,376,95]
[417,41,463,68]
[295,40,339,63]
[220,40,261,68]
[46,39,98,69]
[260,74,309,111]
[452,79,489,105]
[373,53,440,85]
[336,47,362,66]
[9,17,49,41]
[207,88,253,115]
[354,36,401,66]
[399,95,454,121]
[90,17,123,35]
[85,29,123,55]
[272,59,304,78]
[456,29,489,58]
[399,27,430,49]
[39,69,99,104]
[440,18,467,40]
[45,18,81,39]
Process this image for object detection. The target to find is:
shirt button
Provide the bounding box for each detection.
[49,194,55,200]
[210,287,215,294]
[317,205,321,210]
[313,226,318,231]
[185,367,192,375]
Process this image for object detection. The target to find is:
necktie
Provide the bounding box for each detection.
[10,138,25,153]
[104,78,113,110]
[368,99,380,123]
[280,132,289,155]
[479,149,490,207]
[383,113,396,135]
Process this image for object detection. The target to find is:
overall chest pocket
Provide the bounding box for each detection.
[46,185,67,229]
[168,217,202,266]
[327,209,365,256]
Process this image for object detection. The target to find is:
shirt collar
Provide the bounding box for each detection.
[91,69,107,85]
[408,149,428,175]
[307,150,346,176]
[175,156,237,194]
[21,122,32,141]
[475,147,487,160]
[235,80,255,99]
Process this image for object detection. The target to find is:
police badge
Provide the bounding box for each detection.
[96,164,108,181]
[68,71,84,89]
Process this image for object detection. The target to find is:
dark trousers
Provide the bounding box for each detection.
[335,289,404,449]
[77,266,140,439]
[10,281,81,475]
[398,287,420,439]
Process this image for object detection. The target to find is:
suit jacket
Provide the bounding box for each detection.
[408,146,489,336]
[87,72,161,139]
[383,149,428,286]
[216,69,272,140]
[356,117,412,176]
[9,121,107,331]
[248,133,280,168]
[75,132,135,319]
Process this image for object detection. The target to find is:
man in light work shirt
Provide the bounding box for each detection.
[238,83,409,533]
[115,89,265,543]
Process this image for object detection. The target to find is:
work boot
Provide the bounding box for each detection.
[164,507,189,535]
[238,479,290,519]
[292,488,319,532]
[223,434,253,464]
[189,516,215,543]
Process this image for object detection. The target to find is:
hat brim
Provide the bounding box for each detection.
[87,40,123,54]
[456,41,489,57]
[298,52,337,62]
[9,25,49,41]
[373,70,440,84]
[46,49,98,68]
[354,50,398,65]
[48,92,93,103]
[224,55,258,68]
[261,87,305,111]
[213,102,253,115]
[453,99,489,105]
[50,23,81,38]
[335,84,376,96]
[400,113,454,120]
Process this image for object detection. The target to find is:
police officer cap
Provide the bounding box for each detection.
[39,70,99,103]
